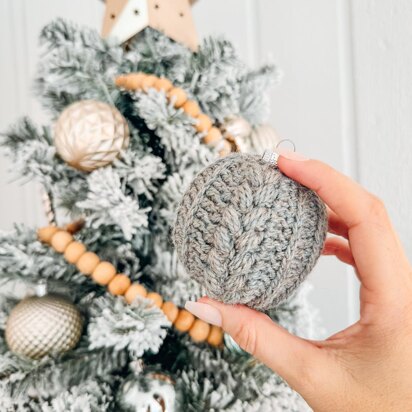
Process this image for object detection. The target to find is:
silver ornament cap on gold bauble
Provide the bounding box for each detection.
[5,286,83,359]
[54,100,130,172]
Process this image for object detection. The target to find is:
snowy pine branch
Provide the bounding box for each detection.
[114,152,165,200]
[0,225,85,286]
[77,168,151,241]
[7,348,128,401]
[36,18,124,116]
[41,380,113,412]
[88,295,170,359]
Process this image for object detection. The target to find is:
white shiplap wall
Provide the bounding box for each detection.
[1,0,411,337]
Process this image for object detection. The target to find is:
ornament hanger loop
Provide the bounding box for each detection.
[276,139,296,153]
[262,139,297,168]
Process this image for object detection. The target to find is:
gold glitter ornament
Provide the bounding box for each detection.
[54,100,130,172]
[5,285,83,359]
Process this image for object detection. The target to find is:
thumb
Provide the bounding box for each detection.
[186,297,329,396]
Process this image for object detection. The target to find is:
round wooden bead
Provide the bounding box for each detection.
[161,301,179,323]
[154,77,173,92]
[168,87,188,108]
[182,100,201,117]
[64,242,86,264]
[147,292,163,308]
[141,74,157,90]
[125,283,147,304]
[129,73,146,89]
[51,231,73,253]
[108,274,132,296]
[37,226,59,244]
[203,127,223,146]
[174,309,195,332]
[207,325,224,347]
[117,72,145,89]
[195,113,213,133]
[219,140,233,157]
[92,261,116,286]
[115,74,127,88]
[189,319,211,343]
[76,252,100,275]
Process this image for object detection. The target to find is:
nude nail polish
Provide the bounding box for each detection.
[184,301,222,327]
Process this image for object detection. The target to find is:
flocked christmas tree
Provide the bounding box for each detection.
[0,1,319,410]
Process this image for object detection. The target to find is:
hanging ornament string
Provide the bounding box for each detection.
[37,225,224,348]
[41,189,57,226]
[114,72,237,157]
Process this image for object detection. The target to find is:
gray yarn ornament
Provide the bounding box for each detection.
[173,153,328,311]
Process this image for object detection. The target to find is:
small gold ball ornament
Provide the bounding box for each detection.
[5,284,83,359]
[222,116,252,140]
[221,116,252,152]
[54,100,130,172]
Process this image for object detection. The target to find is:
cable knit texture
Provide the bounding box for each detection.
[173,154,328,311]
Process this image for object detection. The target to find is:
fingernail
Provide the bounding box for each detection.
[185,301,222,327]
[276,148,309,161]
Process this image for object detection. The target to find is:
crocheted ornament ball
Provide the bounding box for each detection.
[173,153,328,311]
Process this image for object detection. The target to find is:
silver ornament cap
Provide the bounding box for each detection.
[5,293,83,359]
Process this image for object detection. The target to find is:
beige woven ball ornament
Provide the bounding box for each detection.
[5,283,83,359]
[54,100,130,172]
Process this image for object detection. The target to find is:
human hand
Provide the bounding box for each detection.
[185,150,412,412]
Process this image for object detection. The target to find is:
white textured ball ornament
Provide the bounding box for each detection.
[54,100,130,172]
[5,294,83,359]
[248,124,280,154]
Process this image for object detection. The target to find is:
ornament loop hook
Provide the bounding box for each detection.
[262,139,297,168]
[275,139,296,153]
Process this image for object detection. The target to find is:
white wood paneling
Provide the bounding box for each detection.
[1,0,411,337]
[351,0,412,259]
[0,0,43,230]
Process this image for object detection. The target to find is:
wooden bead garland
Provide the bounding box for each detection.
[115,72,238,157]
[64,242,87,264]
[146,292,163,308]
[92,261,117,286]
[108,274,131,296]
[174,309,195,332]
[37,225,224,347]
[76,252,100,275]
[189,319,210,343]
[51,231,73,253]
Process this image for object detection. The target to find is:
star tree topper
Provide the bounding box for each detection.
[102,0,199,51]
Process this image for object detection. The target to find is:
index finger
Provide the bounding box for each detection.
[277,154,409,298]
